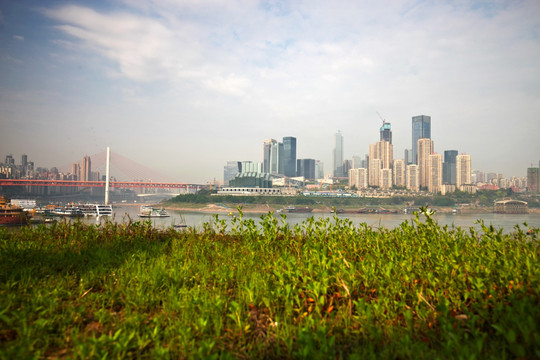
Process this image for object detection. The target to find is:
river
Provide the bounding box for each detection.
[98,205,540,233]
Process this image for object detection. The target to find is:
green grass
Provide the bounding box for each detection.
[1,211,539,359]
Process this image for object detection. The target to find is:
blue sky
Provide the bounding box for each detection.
[1,0,539,183]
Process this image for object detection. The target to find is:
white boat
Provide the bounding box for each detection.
[79,204,113,217]
[138,205,169,218]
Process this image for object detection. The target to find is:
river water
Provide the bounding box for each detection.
[100,206,540,233]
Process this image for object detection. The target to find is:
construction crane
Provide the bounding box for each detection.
[376,111,387,126]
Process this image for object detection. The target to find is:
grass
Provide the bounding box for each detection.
[0,210,539,359]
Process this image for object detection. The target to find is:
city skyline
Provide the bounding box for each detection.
[1,1,539,183]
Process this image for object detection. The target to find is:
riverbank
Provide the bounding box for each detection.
[119,202,539,215]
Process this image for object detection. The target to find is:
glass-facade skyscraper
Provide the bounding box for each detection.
[283,137,296,177]
[443,150,458,185]
[333,131,344,177]
[263,139,276,173]
[412,115,431,164]
[380,122,392,144]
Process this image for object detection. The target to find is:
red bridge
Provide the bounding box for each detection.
[0,150,209,191]
[0,179,204,190]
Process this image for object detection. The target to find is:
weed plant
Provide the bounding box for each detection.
[0,211,538,359]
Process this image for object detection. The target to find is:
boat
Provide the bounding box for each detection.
[138,205,170,218]
[0,196,30,226]
[332,208,397,214]
[280,206,313,213]
[79,204,113,217]
[51,206,84,217]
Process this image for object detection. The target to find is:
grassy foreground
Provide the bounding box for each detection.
[0,211,538,359]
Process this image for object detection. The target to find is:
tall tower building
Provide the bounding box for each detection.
[380,122,392,144]
[406,164,419,191]
[224,161,241,185]
[393,159,405,187]
[369,158,382,186]
[333,131,344,177]
[456,154,472,190]
[315,160,324,179]
[369,140,393,186]
[21,154,28,169]
[72,162,80,181]
[283,136,296,177]
[349,168,368,189]
[443,150,458,184]
[417,138,434,188]
[380,168,393,189]
[527,167,539,193]
[412,115,431,164]
[428,153,443,193]
[263,139,276,173]
[81,155,92,181]
[297,159,315,179]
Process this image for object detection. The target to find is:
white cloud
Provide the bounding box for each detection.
[13,35,24,41]
[1,1,537,181]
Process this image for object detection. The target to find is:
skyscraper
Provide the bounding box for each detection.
[456,154,472,190]
[417,138,434,188]
[349,168,368,189]
[406,164,419,191]
[393,159,405,187]
[428,153,443,193]
[283,136,296,177]
[412,115,431,164]
[443,150,458,184]
[380,122,392,144]
[527,167,539,193]
[223,161,241,185]
[81,155,92,181]
[297,159,315,179]
[263,139,276,173]
[368,140,393,186]
[315,160,324,179]
[380,168,393,189]
[333,131,344,177]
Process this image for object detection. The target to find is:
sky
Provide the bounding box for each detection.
[1,0,539,183]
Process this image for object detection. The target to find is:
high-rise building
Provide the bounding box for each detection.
[380,122,392,144]
[72,162,80,181]
[21,154,28,169]
[428,153,443,193]
[380,168,393,189]
[527,167,539,193]
[349,168,368,189]
[263,139,276,173]
[417,138,434,188]
[315,160,324,179]
[369,158,382,186]
[81,155,92,181]
[393,159,405,187]
[369,141,393,169]
[456,154,472,190]
[369,140,393,186]
[4,154,14,166]
[297,159,316,179]
[343,160,353,176]
[404,149,413,165]
[283,136,296,177]
[406,164,419,191]
[443,150,458,184]
[352,156,362,169]
[241,161,262,173]
[412,115,431,164]
[224,161,241,185]
[333,131,344,177]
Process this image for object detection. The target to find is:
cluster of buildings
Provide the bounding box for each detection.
[222,115,535,195]
[347,115,474,195]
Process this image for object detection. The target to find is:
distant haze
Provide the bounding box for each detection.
[1,0,539,183]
